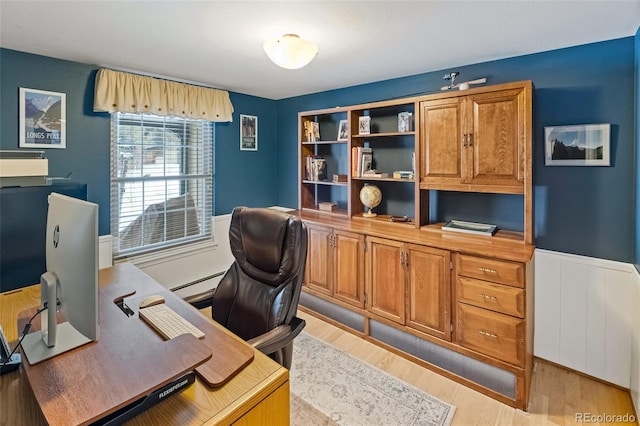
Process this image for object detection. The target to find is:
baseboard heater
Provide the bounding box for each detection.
[300,291,516,399]
[172,271,226,308]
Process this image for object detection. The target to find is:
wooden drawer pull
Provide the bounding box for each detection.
[479,293,497,301]
[479,330,498,339]
[479,267,498,274]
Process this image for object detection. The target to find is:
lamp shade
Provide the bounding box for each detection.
[263,34,318,70]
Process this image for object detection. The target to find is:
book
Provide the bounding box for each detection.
[358,116,371,135]
[398,112,412,132]
[392,170,414,179]
[351,147,358,176]
[442,220,497,236]
[362,170,389,178]
[305,155,327,181]
[332,174,347,183]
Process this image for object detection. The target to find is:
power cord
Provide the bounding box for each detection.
[0,305,48,367]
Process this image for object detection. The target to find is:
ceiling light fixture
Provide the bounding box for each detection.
[263,34,318,70]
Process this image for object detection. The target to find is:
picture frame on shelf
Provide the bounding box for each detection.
[19,87,66,149]
[310,122,320,141]
[360,152,373,174]
[544,123,610,166]
[398,112,412,132]
[358,116,370,135]
[240,114,258,151]
[337,119,349,141]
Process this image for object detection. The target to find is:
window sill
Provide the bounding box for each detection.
[116,238,218,269]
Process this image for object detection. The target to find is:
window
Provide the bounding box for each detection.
[110,113,213,258]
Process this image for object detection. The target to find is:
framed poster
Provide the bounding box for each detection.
[545,123,610,166]
[19,87,66,149]
[240,114,257,151]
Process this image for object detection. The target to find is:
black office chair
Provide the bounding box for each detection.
[187,207,307,369]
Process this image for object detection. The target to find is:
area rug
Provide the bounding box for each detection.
[290,332,456,426]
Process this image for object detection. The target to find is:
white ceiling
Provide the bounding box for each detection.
[1,1,639,100]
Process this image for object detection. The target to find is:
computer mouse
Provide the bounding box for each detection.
[139,294,165,309]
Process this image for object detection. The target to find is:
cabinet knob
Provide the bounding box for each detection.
[478,267,498,274]
[479,293,498,301]
[479,330,498,339]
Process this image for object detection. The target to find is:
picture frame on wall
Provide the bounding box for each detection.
[19,87,66,149]
[240,114,258,151]
[545,123,610,166]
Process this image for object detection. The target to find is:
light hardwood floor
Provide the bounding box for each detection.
[298,310,637,426]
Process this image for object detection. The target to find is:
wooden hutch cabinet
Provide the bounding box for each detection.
[296,81,534,410]
[420,83,529,194]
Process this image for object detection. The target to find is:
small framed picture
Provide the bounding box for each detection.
[19,87,66,149]
[545,123,610,166]
[311,122,320,142]
[398,112,412,132]
[337,119,349,141]
[359,116,370,135]
[240,114,258,151]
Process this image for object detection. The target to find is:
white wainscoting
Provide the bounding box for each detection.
[113,214,234,298]
[534,248,639,392]
[98,235,113,269]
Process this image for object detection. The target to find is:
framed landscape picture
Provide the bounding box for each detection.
[19,87,66,149]
[545,123,610,166]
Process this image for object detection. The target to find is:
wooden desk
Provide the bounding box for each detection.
[0,264,290,425]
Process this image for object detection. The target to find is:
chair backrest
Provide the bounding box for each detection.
[212,207,307,341]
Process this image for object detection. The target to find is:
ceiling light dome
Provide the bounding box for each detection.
[263,34,318,70]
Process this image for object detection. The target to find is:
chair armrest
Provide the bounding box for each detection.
[183,289,214,310]
[247,316,306,355]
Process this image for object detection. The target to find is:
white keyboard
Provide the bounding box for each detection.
[139,304,205,340]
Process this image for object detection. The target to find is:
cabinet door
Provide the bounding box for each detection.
[465,88,524,190]
[333,230,365,308]
[419,97,465,187]
[406,244,451,340]
[366,236,405,324]
[305,224,333,296]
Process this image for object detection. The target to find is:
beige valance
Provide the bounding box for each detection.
[93,68,234,122]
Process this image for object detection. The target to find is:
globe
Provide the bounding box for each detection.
[359,184,382,217]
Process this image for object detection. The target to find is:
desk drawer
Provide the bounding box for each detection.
[457,303,525,366]
[458,254,524,288]
[457,277,524,318]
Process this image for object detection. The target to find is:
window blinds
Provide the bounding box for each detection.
[110,113,213,257]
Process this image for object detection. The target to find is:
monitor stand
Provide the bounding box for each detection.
[21,322,91,365]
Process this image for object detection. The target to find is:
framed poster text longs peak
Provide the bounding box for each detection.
[19,87,66,149]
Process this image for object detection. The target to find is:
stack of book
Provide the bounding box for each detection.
[305,155,327,181]
[303,121,320,142]
[393,170,414,179]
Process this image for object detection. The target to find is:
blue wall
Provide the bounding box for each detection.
[278,38,636,263]
[636,27,640,268]
[0,49,280,235]
[2,36,638,263]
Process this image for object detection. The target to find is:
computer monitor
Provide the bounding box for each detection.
[21,193,99,365]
